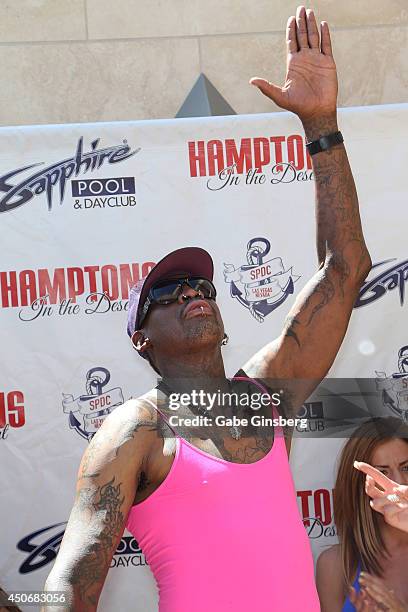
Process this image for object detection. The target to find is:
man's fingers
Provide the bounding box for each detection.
[296,6,309,49]
[249,78,287,107]
[286,16,298,54]
[354,461,397,492]
[320,21,333,56]
[306,9,320,49]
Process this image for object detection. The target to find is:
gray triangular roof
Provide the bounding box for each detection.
[176,74,236,118]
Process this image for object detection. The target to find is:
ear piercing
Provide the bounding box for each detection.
[133,337,150,351]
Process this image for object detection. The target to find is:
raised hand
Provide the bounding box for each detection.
[250,5,338,123]
[354,461,408,534]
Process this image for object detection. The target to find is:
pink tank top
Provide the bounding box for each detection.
[126,375,319,612]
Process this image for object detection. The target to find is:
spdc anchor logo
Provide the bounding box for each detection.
[376,345,408,423]
[224,237,300,323]
[62,367,124,441]
[72,176,136,210]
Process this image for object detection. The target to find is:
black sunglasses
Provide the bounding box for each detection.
[139,276,217,327]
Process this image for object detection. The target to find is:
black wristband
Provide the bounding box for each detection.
[305,131,344,156]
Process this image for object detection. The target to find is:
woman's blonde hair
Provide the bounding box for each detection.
[333,417,408,587]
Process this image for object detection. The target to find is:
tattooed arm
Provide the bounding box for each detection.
[41,400,158,611]
[244,7,371,409]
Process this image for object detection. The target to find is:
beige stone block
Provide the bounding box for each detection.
[200,33,291,116]
[310,0,408,27]
[333,26,408,107]
[0,0,86,42]
[201,26,408,116]
[0,38,200,126]
[87,0,301,39]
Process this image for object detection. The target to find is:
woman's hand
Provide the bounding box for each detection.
[349,585,378,611]
[354,461,408,533]
[357,572,406,611]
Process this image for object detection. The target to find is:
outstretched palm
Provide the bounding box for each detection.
[251,6,338,122]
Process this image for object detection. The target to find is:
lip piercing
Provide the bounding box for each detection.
[200,306,204,316]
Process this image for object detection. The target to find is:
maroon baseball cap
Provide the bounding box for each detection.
[127,246,214,338]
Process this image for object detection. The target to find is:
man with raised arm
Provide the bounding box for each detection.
[43,6,371,612]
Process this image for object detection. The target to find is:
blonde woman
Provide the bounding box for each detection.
[316,418,408,611]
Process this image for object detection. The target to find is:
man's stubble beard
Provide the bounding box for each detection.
[182,316,222,345]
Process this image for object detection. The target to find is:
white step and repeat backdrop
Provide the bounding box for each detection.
[1,104,407,611]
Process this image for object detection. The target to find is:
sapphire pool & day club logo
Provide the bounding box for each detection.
[0,137,140,213]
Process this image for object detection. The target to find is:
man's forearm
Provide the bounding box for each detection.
[40,576,76,612]
[41,575,95,612]
[303,113,372,282]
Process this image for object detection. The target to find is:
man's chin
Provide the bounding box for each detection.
[182,316,222,342]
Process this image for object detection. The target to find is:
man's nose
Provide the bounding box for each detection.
[178,284,202,302]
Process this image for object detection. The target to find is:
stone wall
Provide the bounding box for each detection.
[0,0,406,125]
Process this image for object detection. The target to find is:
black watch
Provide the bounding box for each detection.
[306,131,344,156]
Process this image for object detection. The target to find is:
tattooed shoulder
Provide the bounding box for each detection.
[77,396,161,481]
